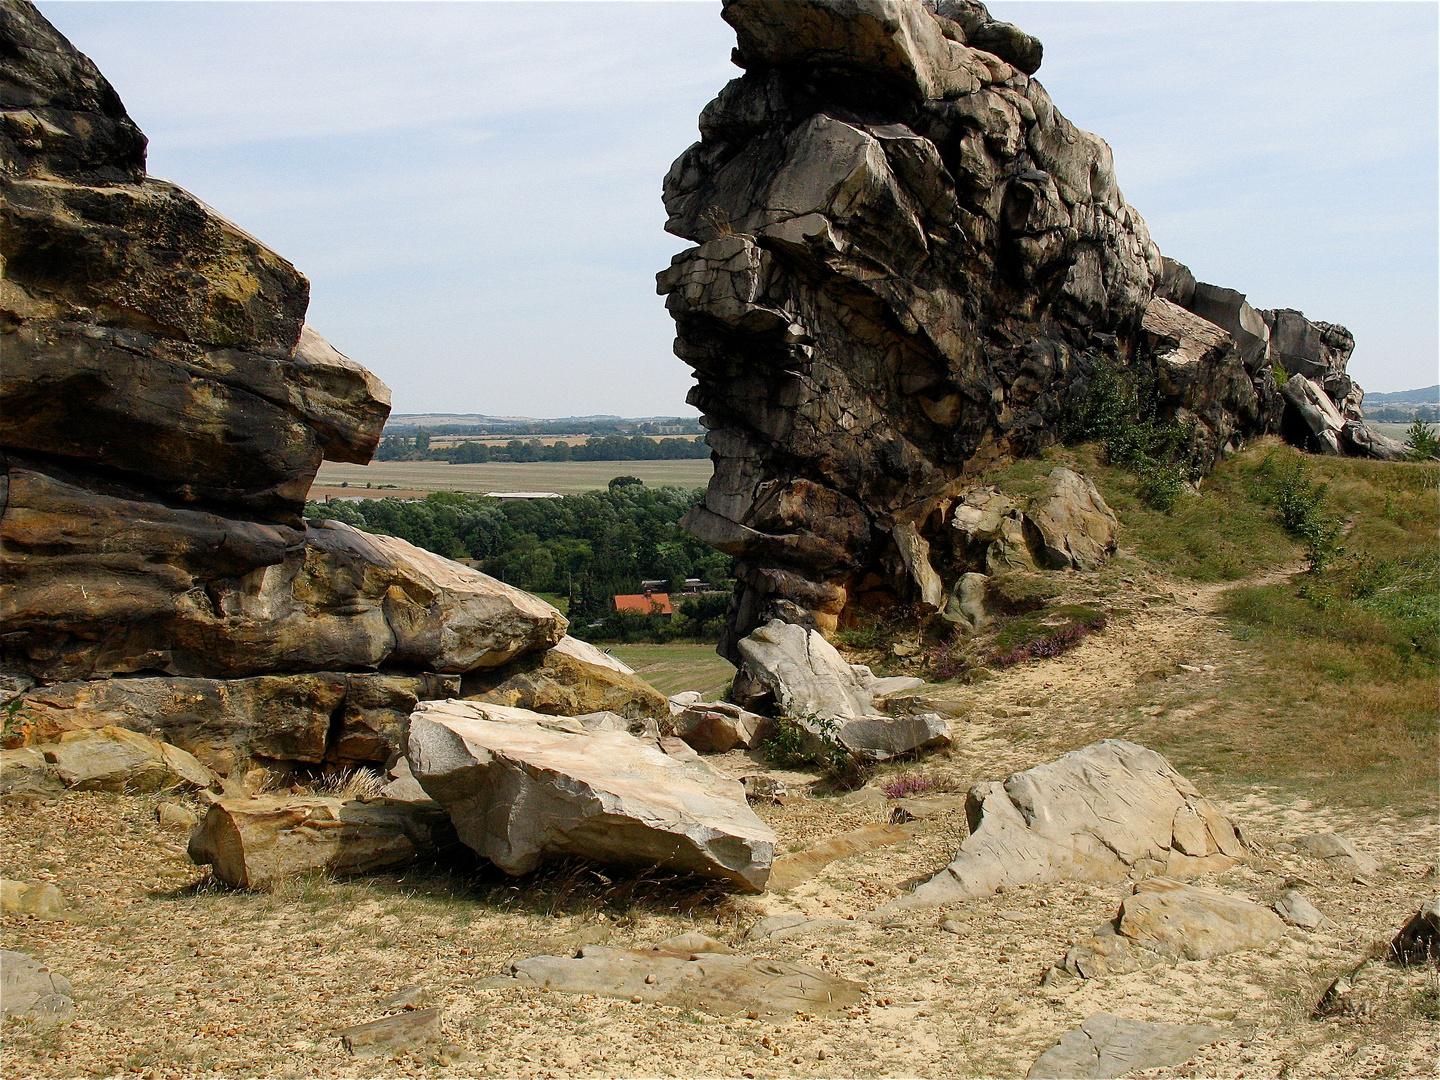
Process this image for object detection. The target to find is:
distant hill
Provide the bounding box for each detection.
[387,413,699,429]
[1364,385,1439,405]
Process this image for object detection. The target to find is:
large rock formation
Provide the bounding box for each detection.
[0,3,590,774]
[659,0,1397,657]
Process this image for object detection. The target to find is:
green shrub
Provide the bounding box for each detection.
[1257,452,1344,572]
[1404,419,1440,462]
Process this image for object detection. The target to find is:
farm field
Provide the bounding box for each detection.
[312,458,713,498]
[608,642,737,700]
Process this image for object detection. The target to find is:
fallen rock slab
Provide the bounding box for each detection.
[405,700,776,892]
[1027,1012,1225,1079]
[1390,897,1439,966]
[1025,468,1119,571]
[894,740,1245,909]
[187,796,457,890]
[0,950,75,1024]
[338,1007,442,1057]
[1116,878,1284,961]
[731,620,874,721]
[504,943,864,1020]
[43,726,217,793]
[835,713,950,762]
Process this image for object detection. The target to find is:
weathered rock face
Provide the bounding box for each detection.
[892,740,1245,909]
[660,0,1391,655]
[0,4,601,773]
[461,635,668,720]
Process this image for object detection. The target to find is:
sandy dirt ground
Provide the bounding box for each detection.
[3,565,1436,1079]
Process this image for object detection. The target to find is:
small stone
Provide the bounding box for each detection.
[381,985,431,1010]
[157,801,198,828]
[940,919,962,934]
[1274,891,1325,930]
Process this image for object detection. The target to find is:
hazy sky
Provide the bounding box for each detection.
[39,1,1439,415]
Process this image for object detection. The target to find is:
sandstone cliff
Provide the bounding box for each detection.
[0,2,572,772]
[659,0,1397,659]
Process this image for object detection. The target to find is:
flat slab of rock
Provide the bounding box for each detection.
[1294,832,1379,878]
[0,950,75,1024]
[1116,878,1284,961]
[896,740,1245,909]
[1027,1012,1225,1079]
[405,700,776,892]
[338,1007,442,1057]
[768,823,917,891]
[504,942,864,1020]
[188,795,457,890]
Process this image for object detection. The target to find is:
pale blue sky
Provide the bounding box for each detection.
[38,1,1439,414]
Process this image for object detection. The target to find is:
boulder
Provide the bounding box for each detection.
[1390,897,1439,966]
[0,879,64,917]
[1024,468,1118,571]
[0,949,75,1024]
[834,713,951,761]
[501,941,864,1020]
[1280,374,1347,454]
[942,571,989,630]
[673,701,772,753]
[1026,1012,1225,1080]
[186,795,458,890]
[1115,878,1284,961]
[404,699,776,892]
[43,726,217,793]
[894,740,1245,909]
[1294,832,1380,878]
[461,635,667,720]
[0,746,63,801]
[732,619,874,721]
[156,801,199,828]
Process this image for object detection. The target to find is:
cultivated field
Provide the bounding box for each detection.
[608,643,737,700]
[312,459,713,498]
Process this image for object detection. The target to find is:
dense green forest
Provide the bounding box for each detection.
[307,485,732,637]
[375,433,709,463]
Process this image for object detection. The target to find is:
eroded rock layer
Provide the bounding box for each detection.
[1,3,583,772]
[661,0,1394,656]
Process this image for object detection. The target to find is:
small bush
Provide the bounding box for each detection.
[762,713,868,788]
[1404,419,1440,462]
[881,773,941,799]
[1257,452,1344,571]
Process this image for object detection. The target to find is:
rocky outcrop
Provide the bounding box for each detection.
[405,699,777,892]
[892,740,1245,909]
[659,0,1394,655]
[0,4,612,774]
[500,939,865,1020]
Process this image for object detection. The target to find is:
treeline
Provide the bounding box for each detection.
[307,486,732,631]
[375,433,710,463]
[385,418,704,438]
